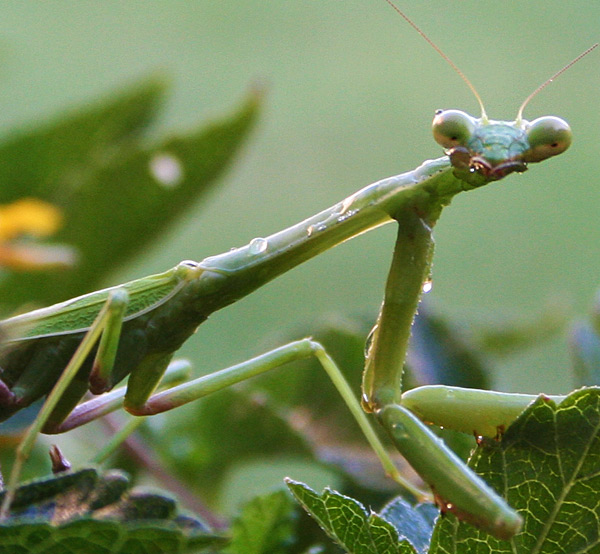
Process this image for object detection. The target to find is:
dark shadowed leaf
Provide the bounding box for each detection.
[570,320,600,387]
[0,468,227,553]
[380,498,437,554]
[408,304,490,390]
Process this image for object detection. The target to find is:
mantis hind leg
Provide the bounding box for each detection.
[0,288,129,518]
[56,338,430,501]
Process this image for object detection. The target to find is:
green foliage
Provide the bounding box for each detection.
[429,387,600,552]
[287,480,417,554]
[11,381,600,554]
[226,490,297,554]
[0,76,260,308]
[0,468,226,553]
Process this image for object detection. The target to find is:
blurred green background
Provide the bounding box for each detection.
[0,0,598,510]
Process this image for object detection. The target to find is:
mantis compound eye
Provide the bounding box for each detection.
[522,116,572,163]
[432,109,477,149]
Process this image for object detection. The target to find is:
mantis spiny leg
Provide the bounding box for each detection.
[51,339,430,501]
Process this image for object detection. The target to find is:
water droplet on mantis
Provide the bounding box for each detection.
[249,237,268,254]
[422,279,433,293]
[308,222,327,234]
[149,153,184,187]
[337,209,358,223]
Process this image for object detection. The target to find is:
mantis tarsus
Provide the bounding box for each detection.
[0,1,596,542]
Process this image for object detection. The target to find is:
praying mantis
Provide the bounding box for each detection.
[0,0,596,543]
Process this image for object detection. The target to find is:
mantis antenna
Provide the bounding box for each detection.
[382,0,488,121]
[383,0,597,128]
[516,42,598,124]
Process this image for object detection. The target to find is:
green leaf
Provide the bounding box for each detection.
[0,77,260,308]
[429,387,600,552]
[0,78,163,203]
[286,479,417,554]
[0,468,227,553]
[286,388,600,552]
[227,490,297,554]
[469,302,568,358]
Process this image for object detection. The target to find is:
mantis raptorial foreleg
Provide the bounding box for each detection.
[402,385,567,438]
[361,212,522,538]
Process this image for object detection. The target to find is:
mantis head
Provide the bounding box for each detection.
[381,0,596,188]
[432,110,571,186]
[428,41,597,187]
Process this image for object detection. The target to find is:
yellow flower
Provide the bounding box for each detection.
[0,198,63,241]
[0,199,75,270]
